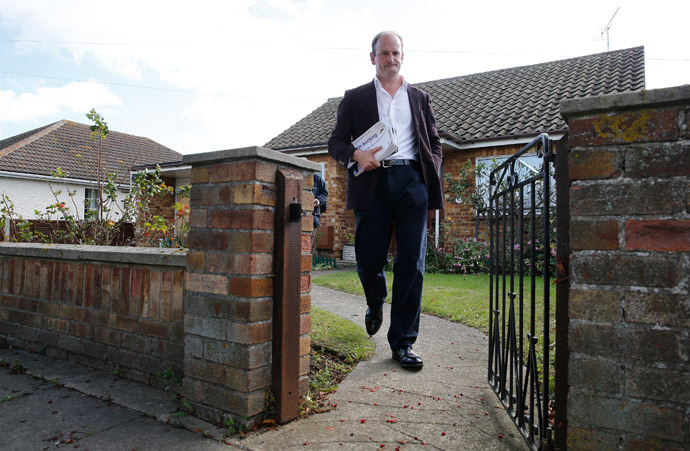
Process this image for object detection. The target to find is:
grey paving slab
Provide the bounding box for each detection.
[0,368,141,450]
[0,352,230,450]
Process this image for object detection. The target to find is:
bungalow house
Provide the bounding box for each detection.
[264,46,645,258]
[0,120,185,240]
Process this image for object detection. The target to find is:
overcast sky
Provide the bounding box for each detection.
[1,0,688,155]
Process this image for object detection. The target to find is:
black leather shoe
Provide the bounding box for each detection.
[364,307,383,336]
[392,347,423,369]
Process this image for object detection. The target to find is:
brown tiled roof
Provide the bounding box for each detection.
[0,120,182,185]
[265,46,645,150]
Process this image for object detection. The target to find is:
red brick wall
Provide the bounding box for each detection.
[0,246,185,389]
[562,86,690,449]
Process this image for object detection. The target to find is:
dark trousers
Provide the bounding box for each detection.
[354,165,428,351]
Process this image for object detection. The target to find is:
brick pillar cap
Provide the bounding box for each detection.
[182,145,322,172]
[561,85,690,119]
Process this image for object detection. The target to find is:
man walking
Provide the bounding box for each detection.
[328,31,444,369]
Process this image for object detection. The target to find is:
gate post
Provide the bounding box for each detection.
[273,168,303,423]
[182,147,320,426]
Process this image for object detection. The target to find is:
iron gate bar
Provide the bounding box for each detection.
[488,133,554,451]
[553,137,570,450]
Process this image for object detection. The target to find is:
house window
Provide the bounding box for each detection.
[475,154,554,211]
[85,188,98,216]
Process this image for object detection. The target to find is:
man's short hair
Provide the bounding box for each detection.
[371,31,403,54]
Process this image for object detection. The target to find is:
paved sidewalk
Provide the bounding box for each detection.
[242,284,526,450]
[0,347,230,450]
[0,281,526,450]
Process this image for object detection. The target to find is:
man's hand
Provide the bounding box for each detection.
[352,146,382,172]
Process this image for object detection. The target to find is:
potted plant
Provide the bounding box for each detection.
[342,232,356,262]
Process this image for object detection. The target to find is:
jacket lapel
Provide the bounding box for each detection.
[407,85,421,133]
[365,81,379,123]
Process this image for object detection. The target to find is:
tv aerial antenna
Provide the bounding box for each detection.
[601,7,620,51]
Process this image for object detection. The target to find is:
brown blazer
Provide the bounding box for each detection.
[328,81,444,211]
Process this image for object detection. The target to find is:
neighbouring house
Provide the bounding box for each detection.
[265,46,646,258]
[0,120,184,240]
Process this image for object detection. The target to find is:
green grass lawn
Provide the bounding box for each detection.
[313,270,555,334]
[310,307,375,362]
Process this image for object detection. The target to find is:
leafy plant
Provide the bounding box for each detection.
[0,395,17,403]
[0,109,190,247]
[156,367,179,393]
[10,359,26,374]
[224,416,248,436]
[444,158,489,215]
[180,397,195,414]
[85,108,109,223]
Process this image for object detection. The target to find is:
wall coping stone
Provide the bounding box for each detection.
[0,242,186,267]
[561,84,690,118]
[182,145,322,171]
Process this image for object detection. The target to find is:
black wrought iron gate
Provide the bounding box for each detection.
[487,133,569,450]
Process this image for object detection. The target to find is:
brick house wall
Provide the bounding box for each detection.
[561,85,690,449]
[311,154,355,255]
[440,144,526,239]
[147,176,177,222]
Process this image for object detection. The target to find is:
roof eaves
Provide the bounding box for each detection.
[131,160,185,170]
[456,128,569,147]
[270,142,328,152]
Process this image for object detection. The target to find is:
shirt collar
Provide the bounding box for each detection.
[373,76,407,92]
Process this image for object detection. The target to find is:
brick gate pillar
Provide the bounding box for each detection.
[560,85,690,449]
[181,146,320,425]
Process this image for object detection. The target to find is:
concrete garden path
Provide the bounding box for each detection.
[242,283,526,450]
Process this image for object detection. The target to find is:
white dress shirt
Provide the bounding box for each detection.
[373,76,419,161]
